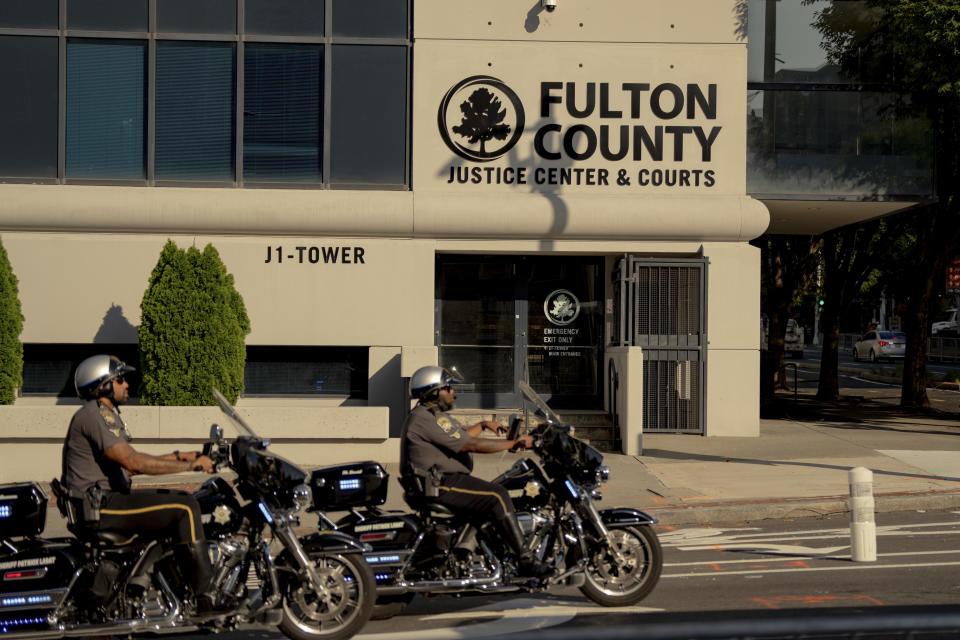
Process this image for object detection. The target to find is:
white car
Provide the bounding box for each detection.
[853,330,906,362]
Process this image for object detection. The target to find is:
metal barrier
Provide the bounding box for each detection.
[784,362,798,401]
[930,336,960,362]
[508,610,960,640]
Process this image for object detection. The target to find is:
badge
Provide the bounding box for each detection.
[437,416,455,433]
[451,432,461,440]
[100,406,116,426]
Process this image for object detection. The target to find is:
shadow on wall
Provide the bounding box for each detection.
[734,0,747,42]
[93,303,138,343]
[524,1,546,33]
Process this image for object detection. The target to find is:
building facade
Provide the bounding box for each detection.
[0,0,803,481]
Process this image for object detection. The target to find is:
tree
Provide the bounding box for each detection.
[138,241,251,405]
[754,234,820,403]
[452,88,511,154]
[0,237,23,404]
[816,218,901,400]
[811,0,960,408]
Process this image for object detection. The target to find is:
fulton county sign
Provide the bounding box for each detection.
[439,75,722,190]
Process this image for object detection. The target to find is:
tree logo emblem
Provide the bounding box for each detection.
[438,75,525,162]
[544,289,580,326]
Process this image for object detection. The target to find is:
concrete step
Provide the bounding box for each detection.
[448,410,620,452]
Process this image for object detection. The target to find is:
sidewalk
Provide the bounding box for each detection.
[38,395,960,535]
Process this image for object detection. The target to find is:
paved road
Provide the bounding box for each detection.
[182,510,960,639]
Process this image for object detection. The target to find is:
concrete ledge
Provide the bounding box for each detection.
[0,405,392,483]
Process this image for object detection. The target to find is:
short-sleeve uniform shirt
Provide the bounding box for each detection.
[401,404,473,475]
[61,400,133,494]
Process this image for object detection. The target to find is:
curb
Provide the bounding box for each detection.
[645,489,960,525]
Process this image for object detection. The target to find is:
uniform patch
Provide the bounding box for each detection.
[451,431,461,440]
[100,406,117,426]
[437,416,455,433]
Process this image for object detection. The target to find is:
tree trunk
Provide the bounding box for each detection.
[817,305,841,400]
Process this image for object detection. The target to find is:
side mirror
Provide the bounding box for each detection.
[209,423,224,442]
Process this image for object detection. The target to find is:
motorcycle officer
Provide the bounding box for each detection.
[401,366,551,578]
[60,354,223,612]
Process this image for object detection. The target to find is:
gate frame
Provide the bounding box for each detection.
[614,255,709,435]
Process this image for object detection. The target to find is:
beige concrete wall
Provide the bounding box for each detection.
[704,242,761,436]
[2,232,435,346]
[0,404,393,483]
[415,0,746,44]
[606,346,644,455]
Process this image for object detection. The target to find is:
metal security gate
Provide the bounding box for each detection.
[615,257,707,434]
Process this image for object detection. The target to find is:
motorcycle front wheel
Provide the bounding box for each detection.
[580,525,662,606]
[278,552,375,640]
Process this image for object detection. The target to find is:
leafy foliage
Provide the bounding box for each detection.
[0,238,23,404]
[138,241,250,405]
[808,0,960,407]
[452,88,511,153]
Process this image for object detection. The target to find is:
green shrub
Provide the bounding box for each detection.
[0,238,23,404]
[138,241,250,405]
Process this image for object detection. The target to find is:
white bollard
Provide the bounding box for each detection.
[849,466,877,562]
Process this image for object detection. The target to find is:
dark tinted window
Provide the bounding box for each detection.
[244,347,368,398]
[158,0,236,34]
[332,0,406,38]
[0,36,58,178]
[21,344,141,397]
[330,45,406,185]
[66,39,146,179]
[246,0,324,36]
[0,0,57,28]
[244,44,322,182]
[156,42,235,181]
[68,0,148,31]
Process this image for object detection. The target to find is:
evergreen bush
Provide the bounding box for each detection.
[138,241,250,405]
[0,237,23,404]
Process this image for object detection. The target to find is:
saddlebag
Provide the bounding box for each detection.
[309,461,389,511]
[0,483,47,539]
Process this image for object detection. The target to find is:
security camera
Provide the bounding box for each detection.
[542,0,557,12]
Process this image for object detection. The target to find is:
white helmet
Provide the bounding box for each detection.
[75,355,135,400]
[409,366,463,401]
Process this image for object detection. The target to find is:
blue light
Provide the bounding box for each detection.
[0,505,11,519]
[565,480,579,499]
[339,478,361,491]
[258,503,273,524]
[378,555,400,563]
[0,616,46,633]
[1,598,25,608]
[375,573,390,581]
[26,596,50,605]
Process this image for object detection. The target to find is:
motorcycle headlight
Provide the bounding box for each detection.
[596,465,610,484]
[292,483,312,512]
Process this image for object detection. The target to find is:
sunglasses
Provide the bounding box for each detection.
[114,375,127,384]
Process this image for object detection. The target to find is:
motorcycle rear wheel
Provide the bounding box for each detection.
[279,552,374,640]
[580,525,662,606]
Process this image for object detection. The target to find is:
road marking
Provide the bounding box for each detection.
[665,548,960,567]
[661,521,960,549]
[358,598,662,640]
[753,594,883,609]
[664,560,960,579]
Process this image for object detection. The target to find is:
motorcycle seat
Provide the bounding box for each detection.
[402,493,456,519]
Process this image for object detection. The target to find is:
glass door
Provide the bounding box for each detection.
[437,255,603,409]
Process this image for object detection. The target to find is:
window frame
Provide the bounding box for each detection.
[0,0,411,190]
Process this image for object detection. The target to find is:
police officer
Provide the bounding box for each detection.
[61,354,221,612]
[401,366,550,578]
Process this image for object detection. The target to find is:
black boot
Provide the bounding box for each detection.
[174,541,224,614]
[502,516,551,578]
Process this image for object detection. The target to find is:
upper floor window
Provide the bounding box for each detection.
[0,0,410,189]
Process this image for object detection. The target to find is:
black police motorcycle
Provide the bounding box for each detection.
[312,381,663,618]
[0,389,374,640]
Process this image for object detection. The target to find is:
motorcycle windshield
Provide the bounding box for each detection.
[519,380,563,426]
[213,387,260,438]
